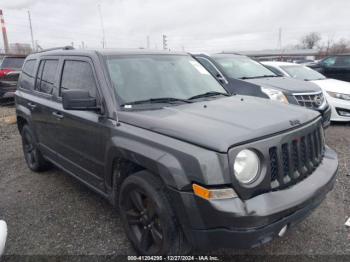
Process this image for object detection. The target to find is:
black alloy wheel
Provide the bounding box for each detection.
[119,171,191,255]
[121,186,164,254]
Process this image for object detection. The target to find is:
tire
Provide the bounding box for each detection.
[119,171,191,255]
[21,125,51,172]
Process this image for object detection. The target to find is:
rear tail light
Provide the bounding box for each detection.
[0,69,14,78]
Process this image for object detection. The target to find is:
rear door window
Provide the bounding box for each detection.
[35,59,59,94]
[60,60,97,97]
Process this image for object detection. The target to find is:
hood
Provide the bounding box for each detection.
[119,96,320,152]
[243,77,321,94]
[311,78,350,94]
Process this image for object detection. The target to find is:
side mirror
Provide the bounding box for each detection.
[62,89,98,110]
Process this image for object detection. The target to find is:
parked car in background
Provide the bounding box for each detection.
[0,55,25,78]
[263,61,350,122]
[0,71,21,105]
[0,55,25,105]
[0,220,7,256]
[194,53,332,127]
[16,47,338,255]
[308,54,350,82]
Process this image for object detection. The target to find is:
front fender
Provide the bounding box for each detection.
[104,123,231,191]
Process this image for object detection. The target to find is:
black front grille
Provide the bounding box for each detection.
[269,125,325,190]
[294,92,325,109]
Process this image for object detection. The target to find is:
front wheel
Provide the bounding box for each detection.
[119,171,191,255]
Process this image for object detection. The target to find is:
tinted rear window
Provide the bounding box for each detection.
[1,57,25,69]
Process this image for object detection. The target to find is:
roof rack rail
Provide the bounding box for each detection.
[35,46,74,53]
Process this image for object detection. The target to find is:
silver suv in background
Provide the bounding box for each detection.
[194,53,332,127]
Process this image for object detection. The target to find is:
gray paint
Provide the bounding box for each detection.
[119,95,319,153]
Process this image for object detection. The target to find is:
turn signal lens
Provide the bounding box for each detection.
[192,184,237,200]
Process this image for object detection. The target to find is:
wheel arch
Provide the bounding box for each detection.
[16,104,32,133]
[16,115,28,133]
[104,136,194,198]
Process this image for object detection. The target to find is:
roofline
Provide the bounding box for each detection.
[26,48,189,58]
[34,45,74,54]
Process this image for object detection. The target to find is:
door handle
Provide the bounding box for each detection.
[27,102,37,110]
[52,111,64,120]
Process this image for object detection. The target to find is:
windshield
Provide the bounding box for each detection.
[106,55,227,106]
[281,65,326,81]
[1,57,25,70]
[213,56,277,79]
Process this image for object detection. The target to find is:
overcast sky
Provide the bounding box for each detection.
[0,0,350,52]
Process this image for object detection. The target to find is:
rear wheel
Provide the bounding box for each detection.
[119,171,191,255]
[21,125,51,172]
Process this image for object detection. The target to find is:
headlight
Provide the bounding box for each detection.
[234,149,260,184]
[261,87,289,104]
[327,91,350,101]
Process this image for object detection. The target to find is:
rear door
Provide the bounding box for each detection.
[31,58,60,158]
[51,57,109,190]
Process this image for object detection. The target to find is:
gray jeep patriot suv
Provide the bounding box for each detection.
[15,47,338,255]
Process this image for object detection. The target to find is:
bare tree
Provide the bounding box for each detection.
[329,38,349,54]
[300,32,322,49]
[318,38,350,57]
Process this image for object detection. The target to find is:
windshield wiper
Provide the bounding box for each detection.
[188,91,229,100]
[121,97,193,107]
[240,75,278,79]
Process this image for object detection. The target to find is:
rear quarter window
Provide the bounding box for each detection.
[19,59,37,90]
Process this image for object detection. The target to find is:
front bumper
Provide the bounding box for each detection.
[0,82,17,104]
[327,96,350,122]
[170,147,338,249]
[0,220,7,256]
[0,88,16,105]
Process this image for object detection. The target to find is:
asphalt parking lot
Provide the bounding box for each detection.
[0,105,349,258]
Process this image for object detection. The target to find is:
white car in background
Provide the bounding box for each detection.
[263,61,350,122]
[0,220,7,256]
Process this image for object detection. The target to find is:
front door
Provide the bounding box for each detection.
[52,57,109,190]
